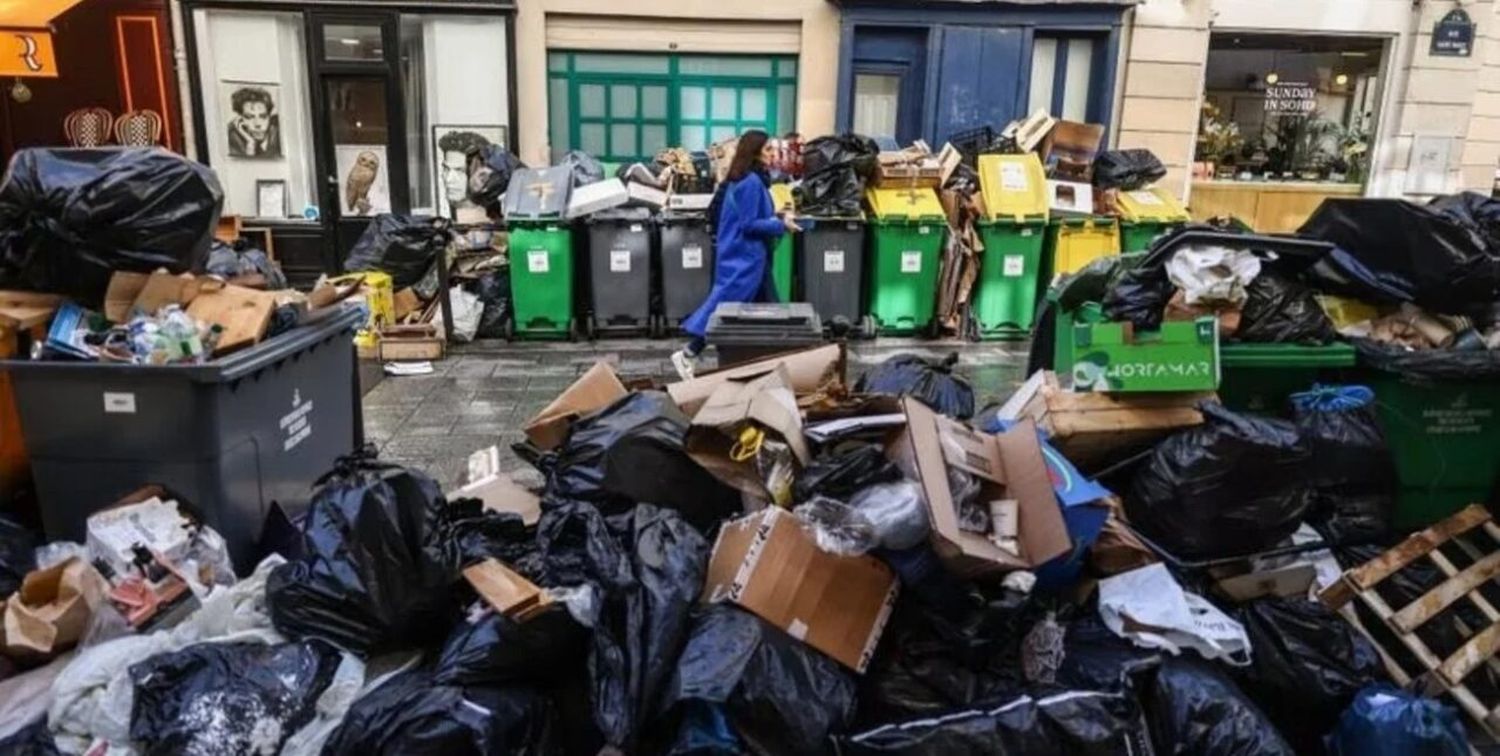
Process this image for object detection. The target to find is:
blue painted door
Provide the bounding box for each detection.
[850,28,926,144]
[933,26,1025,145]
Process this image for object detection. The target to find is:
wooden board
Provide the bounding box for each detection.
[186,282,275,355]
[379,337,444,362]
[463,558,549,619]
[1346,505,1491,592]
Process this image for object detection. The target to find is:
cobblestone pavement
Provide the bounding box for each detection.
[362,337,1031,490]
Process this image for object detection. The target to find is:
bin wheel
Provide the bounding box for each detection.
[859,315,878,340]
[567,317,580,342]
[503,317,515,342]
[650,315,666,339]
[924,319,942,340]
[586,316,598,341]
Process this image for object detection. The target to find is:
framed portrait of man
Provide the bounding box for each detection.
[432,125,507,218]
[221,81,283,159]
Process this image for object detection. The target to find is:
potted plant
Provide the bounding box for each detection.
[1195,102,1243,179]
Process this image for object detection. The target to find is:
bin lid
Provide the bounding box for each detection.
[588,206,654,224]
[1115,187,1190,223]
[866,187,945,221]
[770,183,795,212]
[1221,342,1357,368]
[977,154,1049,223]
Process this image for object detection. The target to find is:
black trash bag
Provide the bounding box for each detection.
[128,640,341,756]
[802,133,880,175]
[794,165,868,218]
[202,240,288,290]
[1233,272,1339,345]
[541,391,740,534]
[0,717,62,756]
[322,669,553,756]
[1102,264,1173,331]
[432,498,544,576]
[1148,656,1296,756]
[1127,402,1313,559]
[468,269,511,339]
[1299,198,1500,314]
[434,606,590,687]
[793,442,902,503]
[1057,255,1130,313]
[1233,597,1385,754]
[0,148,223,307]
[856,353,975,420]
[1,514,39,599]
[1326,684,1469,756]
[537,501,708,753]
[1092,149,1166,191]
[1353,337,1500,381]
[561,150,606,187]
[835,688,1149,756]
[467,145,526,217]
[1292,386,1395,542]
[660,605,857,755]
[266,455,459,656]
[343,214,449,290]
[1430,191,1500,254]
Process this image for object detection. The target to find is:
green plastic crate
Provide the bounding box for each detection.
[1219,342,1357,415]
[1068,316,1220,392]
[508,221,574,339]
[973,217,1046,340]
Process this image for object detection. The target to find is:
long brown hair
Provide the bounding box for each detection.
[726,129,770,182]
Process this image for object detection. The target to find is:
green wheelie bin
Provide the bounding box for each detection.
[1115,187,1190,254]
[973,154,1049,339]
[865,187,947,336]
[507,220,577,340]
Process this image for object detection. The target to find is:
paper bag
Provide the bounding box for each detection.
[686,366,811,504]
[3,557,107,659]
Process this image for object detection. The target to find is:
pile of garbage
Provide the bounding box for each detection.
[1,336,1487,754]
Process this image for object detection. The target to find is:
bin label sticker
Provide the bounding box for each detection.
[901,251,922,273]
[281,389,315,452]
[1000,162,1028,191]
[103,392,136,414]
[919,226,932,235]
[610,249,631,273]
[1021,228,1034,237]
[1422,393,1493,435]
[630,224,643,233]
[824,249,845,273]
[1129,190,1165,206]
[1003,255,1025,277]
[527,250,549,274]
[682,245,703,269]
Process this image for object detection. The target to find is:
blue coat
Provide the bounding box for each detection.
[682,173,787,338]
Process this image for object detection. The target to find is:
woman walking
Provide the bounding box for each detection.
[672,129,799,380]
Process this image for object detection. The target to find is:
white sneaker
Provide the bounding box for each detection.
[670,349,698,381]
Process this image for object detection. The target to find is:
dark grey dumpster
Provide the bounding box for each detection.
[586,207,655,338]
[659,211,715,333]
[799,216,868,337]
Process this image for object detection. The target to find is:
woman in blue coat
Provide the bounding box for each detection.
[672,130,799,379]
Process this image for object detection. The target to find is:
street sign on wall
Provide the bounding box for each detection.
[0,29,57,77]
[1431,9,1476,57]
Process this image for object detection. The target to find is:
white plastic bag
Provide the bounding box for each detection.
[1166,245,1262,306]
[433,285,483,343]
[1097,563,1251,666]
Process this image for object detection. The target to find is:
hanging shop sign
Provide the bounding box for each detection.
[1431,9,1475,57]
[1263,82,1316,116]
[0,29,58,78]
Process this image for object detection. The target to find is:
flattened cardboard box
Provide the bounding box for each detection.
[686,364,811,500]
[668,343,845,417]
[887,397,1070,579]
[524,361,629,450]
[703,507,898,673]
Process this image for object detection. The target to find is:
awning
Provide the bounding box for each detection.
[0,0,87,29]
[0,0,81,78]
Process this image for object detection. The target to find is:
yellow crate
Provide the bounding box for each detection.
[328,271,395,339]
[1114,187,1190,223]
[866,187,946,221]
[1049,217,1121,276]
[977,153,1049,222]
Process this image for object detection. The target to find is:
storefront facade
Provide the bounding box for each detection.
[832,0,1131,146]
[179,0,516,282]
[513,0,841,166]
[1116,0,1500,230]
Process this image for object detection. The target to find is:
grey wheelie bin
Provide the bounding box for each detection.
[659,211,716,333]
[586,207,655,338]
[799,215,869,337]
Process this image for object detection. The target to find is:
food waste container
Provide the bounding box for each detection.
[1116,187,1190,254]
[799,216,868,336]
[2,306,364,574]
[658,211,715,333]
[585,208,655,338]
[508,220,577,340]
[974,154,1049,340]
[866,188,947,336]
[770,183,796,302]
[706,302,824,367]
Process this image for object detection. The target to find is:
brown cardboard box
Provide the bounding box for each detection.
[1042,120,1106,182]
[668,343,845,417]
[887,397,1070,578]
[523,361,629,450]
[685,365,811,502]
[703,507,899,672]
[103,273,150,322]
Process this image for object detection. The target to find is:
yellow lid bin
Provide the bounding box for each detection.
[1115,187,1190,224]
[865,187,946,221]
[977,154,1049,223]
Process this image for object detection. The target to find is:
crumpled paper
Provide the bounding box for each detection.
[1166,245,1262,307]
[1098,563,1251,666]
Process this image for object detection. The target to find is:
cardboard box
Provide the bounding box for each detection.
[1042,120,1105,182]
[3,557,106,659]
[103,273,149,322]
[627,181,669,209]
[1046,180,1094,215]
[668,343,845,417]
[703,507,899,672]
[523,361,629,450]
[685,365,811,503]
[566,178,630,219]
[887,397,1071,578]
[667,193,714,211]
[457,446,542,526]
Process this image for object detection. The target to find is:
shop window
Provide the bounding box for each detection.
[548,52,797,163]
[1029,35,1102,122]
[194,9,317,220]
[323,24,383,62]
[853,73,901,139]
[399,14,510,217]
[1196,33,1385,185]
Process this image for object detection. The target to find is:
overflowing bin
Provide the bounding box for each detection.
[585,208,656,338]
[1116,187,1190,254]
[658,211,716,333]
[2,306,364,573]
[798,216,868,336]
[508,221,577,340]
[1218,342,1357,415]
[865,187,947,336]
[974,154,1049,340]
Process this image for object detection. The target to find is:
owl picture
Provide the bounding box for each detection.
[345,150,380,215]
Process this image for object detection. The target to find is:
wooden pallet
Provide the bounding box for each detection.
[1320,504,1500,739]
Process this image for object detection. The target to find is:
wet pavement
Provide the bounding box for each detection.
[361,338,1031,490]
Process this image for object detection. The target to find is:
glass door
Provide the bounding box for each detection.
[309,15,408,262]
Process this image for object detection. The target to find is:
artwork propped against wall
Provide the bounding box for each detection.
[432,124,506,218]
[221,80,283,159]
[336,144,390,217]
